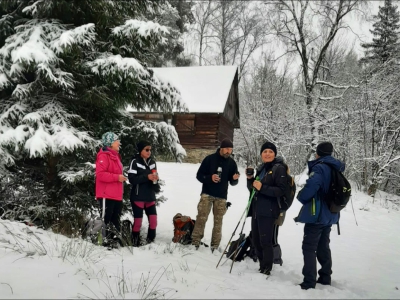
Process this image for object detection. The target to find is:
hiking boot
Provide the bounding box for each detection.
[317,278,331,285]
[274,258,283,266]
[299,283,315,290]
[192,241,200,249]
[147,229,156,244]
[107,240,120,250]
[131,232,141,247]
[259,267,271,275]
[211,247,215,253]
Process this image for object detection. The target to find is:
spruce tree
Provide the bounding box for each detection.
[361,0,400,64]
[0,0,186,231]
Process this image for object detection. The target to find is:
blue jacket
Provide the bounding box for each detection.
[295,155,345,225]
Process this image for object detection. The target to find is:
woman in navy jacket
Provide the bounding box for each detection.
[246,141,287,276]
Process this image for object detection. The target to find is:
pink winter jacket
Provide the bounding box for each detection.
[95,147,124,201]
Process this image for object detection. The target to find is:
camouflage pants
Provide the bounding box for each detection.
[191,194,227,248]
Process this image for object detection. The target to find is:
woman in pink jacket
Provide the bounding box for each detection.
[95,132,127,246]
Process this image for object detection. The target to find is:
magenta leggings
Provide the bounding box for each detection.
[131,201,157,232]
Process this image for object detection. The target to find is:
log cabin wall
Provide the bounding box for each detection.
[175,113,219,149]
[218,115,234,143]
[131,113,164,122]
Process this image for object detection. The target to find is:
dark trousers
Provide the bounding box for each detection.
[302,223,333,287]
[98,198,123,239]
[251,216,276,271]
[273,224,279,245]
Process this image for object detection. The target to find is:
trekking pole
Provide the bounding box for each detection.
[228,180,259,273]
[229,206,251,273]
[220,239,246,267]
[350,196,358,226]
[216,187,257,269]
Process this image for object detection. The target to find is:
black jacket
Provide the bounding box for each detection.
[196,149,239,199]
[128,154,160,202]
[247,159,287,218]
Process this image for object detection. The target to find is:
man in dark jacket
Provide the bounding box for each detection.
[191,138,240,252]
[295,142,345,290]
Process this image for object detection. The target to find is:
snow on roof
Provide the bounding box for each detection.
[128,65,238,113]
[152,65,237,113]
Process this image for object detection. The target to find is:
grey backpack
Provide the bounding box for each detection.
[85,199,106,245]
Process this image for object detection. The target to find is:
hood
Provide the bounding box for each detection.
[97,147,120,161]
[308,155,345,172]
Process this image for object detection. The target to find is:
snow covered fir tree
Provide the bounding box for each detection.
[361,0,400,64]
[0,0,188,232]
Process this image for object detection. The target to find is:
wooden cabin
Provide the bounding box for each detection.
[129,66,240,150]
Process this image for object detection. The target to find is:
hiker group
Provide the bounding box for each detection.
[93,131,350,290]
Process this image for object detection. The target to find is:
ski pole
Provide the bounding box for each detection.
[216,185,257,269]
[229,182,258,273]
[216,203,250,268]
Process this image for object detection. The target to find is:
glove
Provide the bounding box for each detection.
[226,202,232,209]
[245,168,254,176]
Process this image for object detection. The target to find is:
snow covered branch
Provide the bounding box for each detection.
[0,20,88,92]
[112,19,170,46]
[86,54,150,79]
[59,162,95,183]
[316,80,359,89]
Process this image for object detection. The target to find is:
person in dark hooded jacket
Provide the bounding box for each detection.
[246,141,287,276]
[128,140,160,246]
[295,141,345,290]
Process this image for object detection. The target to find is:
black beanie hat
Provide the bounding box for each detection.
[260,141,277,156]
[220,138,233,148]
[137,140,151,153]
[316,142,333,157]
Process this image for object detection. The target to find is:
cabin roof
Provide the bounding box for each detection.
[128,65,238,114]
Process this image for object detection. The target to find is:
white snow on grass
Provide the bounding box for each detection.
[0,162,399,299]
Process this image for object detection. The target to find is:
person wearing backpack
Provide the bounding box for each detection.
[245,141,287,276]
[295,141,345,290]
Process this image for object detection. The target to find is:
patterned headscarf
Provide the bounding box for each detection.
[102,132,119,147]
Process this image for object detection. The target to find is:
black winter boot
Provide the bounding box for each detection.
[146,229,156,244]
[259,248,273,275]
[131,232,141,247]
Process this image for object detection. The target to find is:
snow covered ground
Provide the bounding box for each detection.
[1,162,399,299]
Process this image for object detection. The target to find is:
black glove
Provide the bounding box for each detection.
[245,168,254,176]
[153,183,161,193]
[226,202,232,209]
